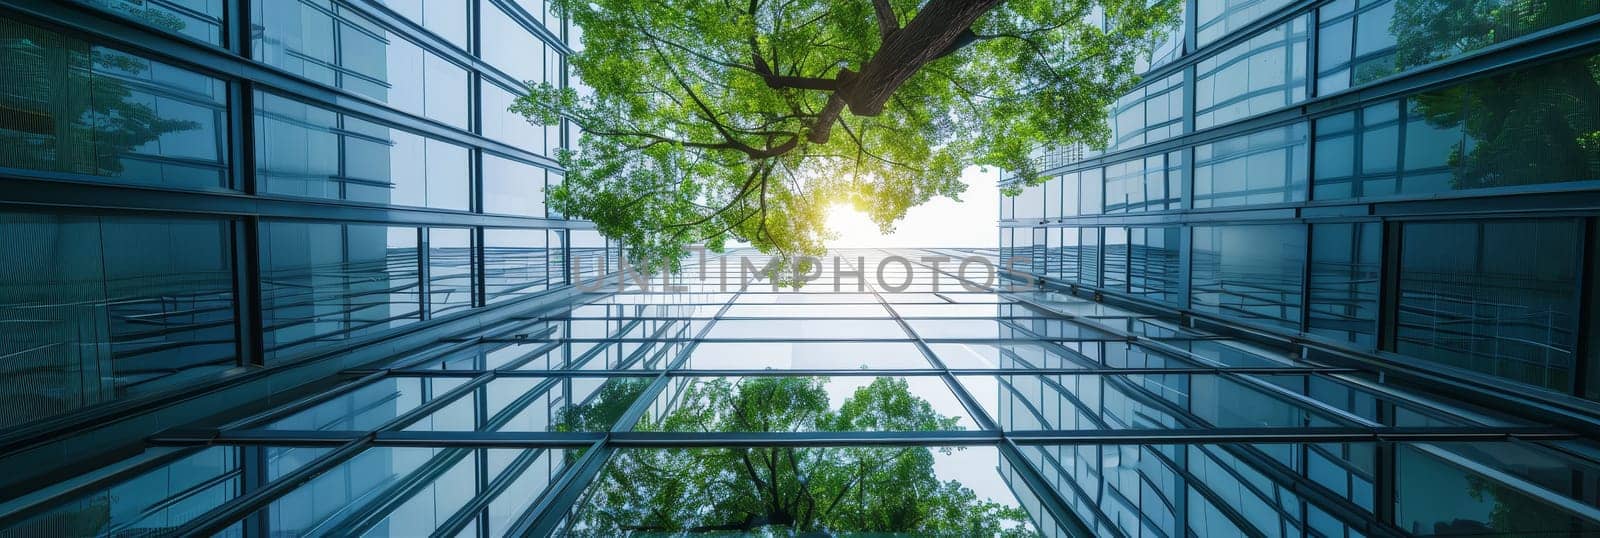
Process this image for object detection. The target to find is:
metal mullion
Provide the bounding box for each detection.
[868,252,1008,469]
[1572,217,1595,398]
[430,446,553,537]
[503,296,737,536]
[168,438,372,537]
[379,372,499,432]
[1003,440,1119,537]
[235,217,265,367]
[216,370,391,431]
[420,227,434,320]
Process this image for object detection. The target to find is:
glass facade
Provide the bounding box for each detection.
[1000,0,1600,409]
[2,251,1596,537]
[0,0,606,460]
[5,0,1600,536]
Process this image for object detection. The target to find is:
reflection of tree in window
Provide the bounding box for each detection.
[1394,1,1600,192]
[0,19,197,177]
[559,377,1032,535]
[1464,475,1592,535]
[79,0,188,34]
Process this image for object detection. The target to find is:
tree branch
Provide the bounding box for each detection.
[871,0,898,41]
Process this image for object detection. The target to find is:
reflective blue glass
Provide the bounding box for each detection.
[0,17,228,190]
[255,92,469,210]
[0,211,235,429]
[74,0,225,44]
[1399,220,1580,392]
[1194,15,1309,129]
[1193,122,1308,208]
[1317,0,1600,92]
[427,227,475,316]
[1191,224,1306,330]
[1309,222,1380,347]
[253,1,469,128]
[260,221,421,362]
[483,228,553,303]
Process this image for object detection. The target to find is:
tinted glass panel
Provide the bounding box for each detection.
[481,81,549,154]
[1109,71,1185,152]
[1309,223,1380,347]
[1193,122,1309,208]
[0,17,228,190]
[261,221,421,362]
[255,92,469,210]
[1195,15,1309,129]
[427,227,475,316]
[1191,224,1306,330]
[0,211,235,428]
[0,447,240,535]
[1129,227,1182,305]
[1398,221,1579,392]
[1317,0,1600,92]
[253,2,469,128]
[1196,0,1295,47]
[483,228,553,304]
[377,0,469,49]
[74,0,225,44]
[481,2,548,83]
[1320,48,1600,199]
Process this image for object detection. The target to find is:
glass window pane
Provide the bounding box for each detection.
[428,228,475,316]
[1191,224,1306,330]
[1309,223,1380,347]
[1193,122,1309,208]
[1194,15,1309,129]
[0,18,229,190]
[0,211,236,429]
[261,221,422,362]
[484,228,552,304]
[1398,220,1579,392]
[1196,0,1295,47]
[253,2,469,128]
[256,92,468,210]
[73,0,225,44]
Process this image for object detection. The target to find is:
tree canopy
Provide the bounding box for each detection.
[559,376,1033,535]
[516,0,1181,270]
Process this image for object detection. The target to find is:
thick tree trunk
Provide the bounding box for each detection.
[807,0,1003,142]
[840,0,1004,116]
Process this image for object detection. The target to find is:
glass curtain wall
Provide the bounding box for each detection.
[5,250,1597,537]
[0,0,597,434]
[998,0,1600,404]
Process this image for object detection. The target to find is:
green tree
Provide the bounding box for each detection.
[560,376,1034,535]
[516,0,1180,269]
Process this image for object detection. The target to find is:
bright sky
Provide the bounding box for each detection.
[824,166,1000,248]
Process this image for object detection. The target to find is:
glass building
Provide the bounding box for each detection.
[1,0,1600,537]
[995,0,1600,535]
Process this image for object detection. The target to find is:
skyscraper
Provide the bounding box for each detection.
[2,0,1600,536]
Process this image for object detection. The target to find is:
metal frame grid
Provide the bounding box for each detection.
[6,249,1596,537]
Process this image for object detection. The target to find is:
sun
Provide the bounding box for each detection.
[824,203,889,248]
